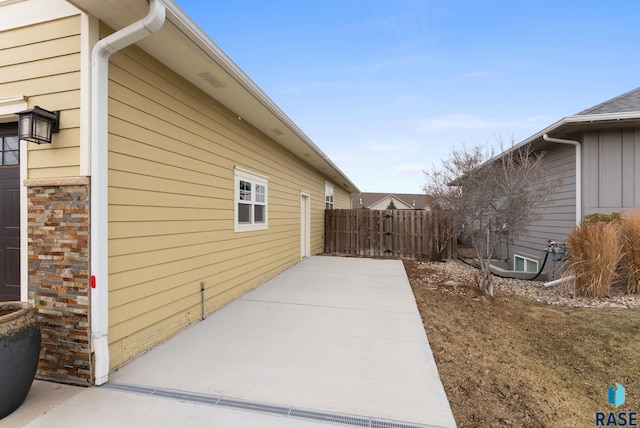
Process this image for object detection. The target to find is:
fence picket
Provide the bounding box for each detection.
[324,209,455,259]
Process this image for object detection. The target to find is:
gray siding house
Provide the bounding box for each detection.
[493,87,640,279]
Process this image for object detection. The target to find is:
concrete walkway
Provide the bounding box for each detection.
[7,256,456,427]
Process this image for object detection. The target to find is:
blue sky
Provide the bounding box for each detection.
[173,0,640,194]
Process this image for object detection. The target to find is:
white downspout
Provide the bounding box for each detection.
[91,0,165,386]
[542,134,582,225]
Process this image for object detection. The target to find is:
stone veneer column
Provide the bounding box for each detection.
[26,177,92,385]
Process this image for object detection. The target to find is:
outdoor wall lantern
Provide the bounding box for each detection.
[17,106,60,144]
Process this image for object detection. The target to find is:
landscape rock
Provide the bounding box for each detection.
[412,259,640,309]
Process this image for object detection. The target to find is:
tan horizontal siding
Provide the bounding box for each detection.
[0,15,79,49]
[27,94,81,119]
[334,186,351,209]
[106,43,336,368]
[0,15,81,177]
[0,34,80,71]
[0,72,79,101]
[26,166,79,178]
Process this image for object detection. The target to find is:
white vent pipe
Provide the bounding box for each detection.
[90,0,166,386]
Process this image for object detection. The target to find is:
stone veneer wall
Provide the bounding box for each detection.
[26,177,92,385]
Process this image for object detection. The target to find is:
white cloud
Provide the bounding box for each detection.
[417,113,551,133]
[278,81,341,94]
[389,164,427,174]
[418,113,510,131]
[330,153,372,164]
[367,140,420,153]
[524,115,551,123]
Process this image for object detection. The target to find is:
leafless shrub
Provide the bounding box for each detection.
[424,139,557,296]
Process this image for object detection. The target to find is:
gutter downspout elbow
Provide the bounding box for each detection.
[90,0,165,386]
[542,134,582,226]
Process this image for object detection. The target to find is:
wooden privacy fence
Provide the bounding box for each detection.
[324,209,455,259]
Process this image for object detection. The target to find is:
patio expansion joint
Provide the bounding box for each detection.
[239,297,416,315]
[101,382,447,428]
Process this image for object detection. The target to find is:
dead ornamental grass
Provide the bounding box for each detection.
[565,222,622,298]
[620,214,640,294]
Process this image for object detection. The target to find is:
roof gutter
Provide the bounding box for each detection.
[565,111,640,123]
[542,134,581,225]
[90,0,166,386]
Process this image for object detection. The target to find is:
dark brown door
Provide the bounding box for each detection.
[0,122,20,302]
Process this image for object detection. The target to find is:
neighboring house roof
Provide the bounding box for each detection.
[576,86,640,115]
[485,86,640,161]
[65,0,359,193]
[351,192,429,210]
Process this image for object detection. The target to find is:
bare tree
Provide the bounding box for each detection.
[424,140,555,296]
[429,195,459,261]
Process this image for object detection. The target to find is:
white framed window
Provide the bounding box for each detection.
[0,125,18,165]
[325,181,334,210]
[514,254,538,273]
[234,167,268,232]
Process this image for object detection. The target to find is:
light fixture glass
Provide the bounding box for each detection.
[16,106,60,144]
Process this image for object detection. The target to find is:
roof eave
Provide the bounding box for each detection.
[502,110,640,154]
[65,0,359,193]
[565,111,640,123]
[161,1,359,192]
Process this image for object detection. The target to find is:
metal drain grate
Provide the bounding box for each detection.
[290,408,370,427]
[103,382,447,428]
[217,397,290,416]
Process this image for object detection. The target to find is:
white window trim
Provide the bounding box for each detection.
[325,181,334,210]
[234,166,268,232]
[514,254,538,273]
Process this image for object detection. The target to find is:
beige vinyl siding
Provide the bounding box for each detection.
[0,15,81,177]
[333,185,350,209]
[106,41,338,368]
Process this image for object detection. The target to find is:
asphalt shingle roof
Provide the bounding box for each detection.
[576,86,640,115]
[350,192,429,209]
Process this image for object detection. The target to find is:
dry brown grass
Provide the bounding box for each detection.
[620,212,640,294]
[565,222,622,298]
[405,259,640,428]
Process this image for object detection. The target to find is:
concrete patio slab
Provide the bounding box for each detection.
[9,256,456,428]
[1,380,83,427]
[108,256,456,427]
